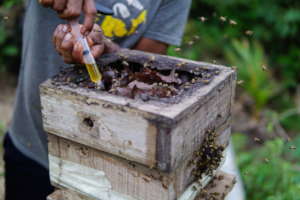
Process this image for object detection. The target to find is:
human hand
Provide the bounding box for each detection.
[53,24,119,64]
[39,0,96,34]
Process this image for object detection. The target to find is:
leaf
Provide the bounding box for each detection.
[3,45,18,56]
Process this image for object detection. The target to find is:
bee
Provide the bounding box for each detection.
[289,145,296,150]
[245,30,254,36]
[202,79,210,84]
[237,80,244,85]
[211,192,220,196]
[122,60,129,67]
[176,62,187,68]
[142,176,151,183]
[143,62,150,68]
[231,66,238,71]
[254,137,262,143]
[149,55,156,62]
[217,175,224,181]
[229,20,237,25]
[220,16,227,22]
[174,47,181,52]
[162,182,169,189]
[262,65,268,71]
[199,16,207,22]
[192,185,198,191]
[188,41,195,46]
[193,35,200,40]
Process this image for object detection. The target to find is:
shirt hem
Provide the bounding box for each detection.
[8,129,49,169]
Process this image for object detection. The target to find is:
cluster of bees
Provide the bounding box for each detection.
[189,129,225,181]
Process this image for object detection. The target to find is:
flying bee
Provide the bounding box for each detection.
[237,80,244,85]
[174,47,182,52]
[193,35,200,41]
[229,20,237,25]
[289,145,296,150]
[262,65,268,71]
[220,16,227,22]
[231,66,238,71]
[188,40,195,46]
[254,137,262,143]
[245,30,254,36]
[199,16,207,22]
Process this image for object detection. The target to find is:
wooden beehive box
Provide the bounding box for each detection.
[41,49,236,200]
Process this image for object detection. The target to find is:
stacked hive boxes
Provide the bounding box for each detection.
[40,49,236,200]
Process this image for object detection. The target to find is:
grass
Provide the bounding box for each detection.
[232,133,300,200]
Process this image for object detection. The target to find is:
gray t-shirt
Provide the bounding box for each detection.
[9,0,191,168]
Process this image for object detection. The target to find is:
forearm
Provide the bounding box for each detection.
[133,37,168,55]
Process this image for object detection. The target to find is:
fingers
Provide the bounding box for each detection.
[53,24,76,63]
[53,0,67,12]
[53,24,70,52]
[72,42,84,63]
[91,44,105,59]
[89,24,104,44]
[72,41,104,64]
[59,0,83,19]
[39,0,54,7]
[82,0,97,35]
[54,23,104,64]
[61,33,74,53]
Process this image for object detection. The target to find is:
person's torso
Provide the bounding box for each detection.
[9,0,163,168]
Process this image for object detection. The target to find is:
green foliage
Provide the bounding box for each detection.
[189,0,300,90]
[233,133,300,200]
[225,39,277,112]
[0,0,23,72]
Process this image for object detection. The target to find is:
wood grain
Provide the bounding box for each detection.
[47,171,235,200]
[47,123,231,200]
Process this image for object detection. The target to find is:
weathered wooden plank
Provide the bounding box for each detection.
[47,124,231,200]
[196,171,236,200]
[40,50,236,172]
[47,171,235,200]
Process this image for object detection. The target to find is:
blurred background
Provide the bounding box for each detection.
[0,0,300,199]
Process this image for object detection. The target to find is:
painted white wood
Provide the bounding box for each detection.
[49,155,225,200]
[48,134,175,200]
[50,155,138,200]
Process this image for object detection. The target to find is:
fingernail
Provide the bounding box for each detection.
[74,42,81,51]
[81,27,88,36]
[64,33,72,41]
[62,25,68,32]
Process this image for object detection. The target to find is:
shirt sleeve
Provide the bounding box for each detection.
[143,0,192,46]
